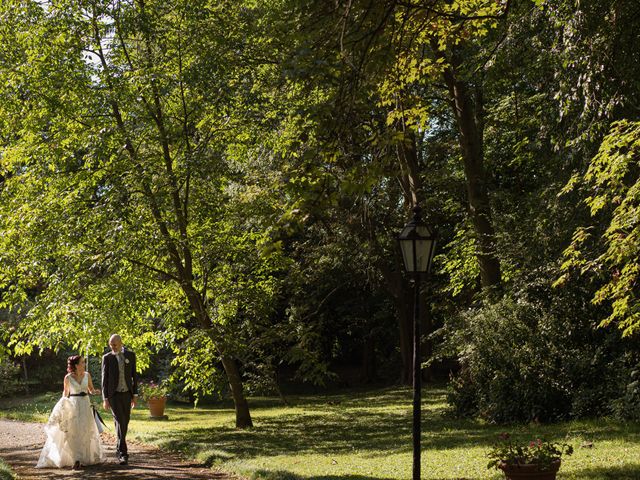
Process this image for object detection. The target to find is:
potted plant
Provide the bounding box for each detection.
[139,381,170,419]
[487,433,573,480]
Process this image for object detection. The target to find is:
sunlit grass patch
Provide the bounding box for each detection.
[0,391,58,423]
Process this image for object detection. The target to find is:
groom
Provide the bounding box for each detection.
[102,334,138,465]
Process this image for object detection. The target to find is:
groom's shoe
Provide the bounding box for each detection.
[118,455,129,465]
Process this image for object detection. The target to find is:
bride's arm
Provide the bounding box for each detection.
[87,372,100,395]
[63,375,70,397]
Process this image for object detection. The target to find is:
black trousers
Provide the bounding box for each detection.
[110,391,132,457]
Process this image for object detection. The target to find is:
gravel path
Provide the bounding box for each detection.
[0,419,238,480]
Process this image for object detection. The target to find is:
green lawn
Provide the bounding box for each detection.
[1,387,639,479]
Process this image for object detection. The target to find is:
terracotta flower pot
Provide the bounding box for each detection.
[147,396,167,418]
[499,460,561,480]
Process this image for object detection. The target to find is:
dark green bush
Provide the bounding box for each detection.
[611,364,640,420]
[0,359,21,398]
[446,278,638,422]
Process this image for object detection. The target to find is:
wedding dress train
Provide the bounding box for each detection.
[36,371,105,468]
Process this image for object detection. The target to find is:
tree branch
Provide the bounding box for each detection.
[126,257,181,283]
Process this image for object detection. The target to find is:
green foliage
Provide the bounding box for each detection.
[138,380,170,401]
[0,458,16,480]
[439,222,480,296]
[0,358,21,398]
[558,121,640,337]
[1,0,639,427]
[610,366,640,421]
[0,0,288,401]
[446,274,638,422]
[375,0,507,129]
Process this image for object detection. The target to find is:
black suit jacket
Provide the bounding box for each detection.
[101,349,138,400]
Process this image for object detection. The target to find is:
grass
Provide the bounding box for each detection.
[1,386,640,479]
[0,458,16,480]
[0,391,60,423]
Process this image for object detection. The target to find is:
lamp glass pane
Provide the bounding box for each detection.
[399,238,415,272]
[415,239,429,272]
[429,239,437,270]
[415,239,436,272]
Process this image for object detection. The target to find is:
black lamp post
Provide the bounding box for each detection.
[398,205,436,480]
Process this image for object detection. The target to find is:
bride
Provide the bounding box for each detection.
[36,355,106,469]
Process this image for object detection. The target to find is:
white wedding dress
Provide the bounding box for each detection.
[36,372,105,468]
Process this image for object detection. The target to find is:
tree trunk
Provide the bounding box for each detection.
[380,265,413,385]
[361,334,376,383]
[442,57,501,289]
[22,355,29,394]
[419,284,434,382]
[273,369,289,406]
[183,283,254,428]
[397,128,421,208]
[397,291,413,385]
[378,129,428,385]
[220,354,253,428]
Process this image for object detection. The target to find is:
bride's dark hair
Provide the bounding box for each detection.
[67,355,83,374]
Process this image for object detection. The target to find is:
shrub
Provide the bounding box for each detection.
[446,277,637,422]
[611,365,640,420]
[0,359,21,398]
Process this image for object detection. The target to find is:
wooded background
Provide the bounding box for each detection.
[1,0,638,427]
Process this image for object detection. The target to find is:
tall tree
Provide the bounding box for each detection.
[268,0,508,381]
[0,0,288,427]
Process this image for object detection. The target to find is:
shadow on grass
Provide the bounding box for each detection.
[133,386,640,466]
[134,389,500,468]
[250,471,394,480]
[249,471,476,480]
[139,387,499,462]
[567,463,640,479]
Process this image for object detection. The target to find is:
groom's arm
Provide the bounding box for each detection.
[101,354,109,403]
[131,352,138,396]
[129,351,138,408]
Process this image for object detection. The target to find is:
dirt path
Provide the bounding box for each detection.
[0,419,238,480]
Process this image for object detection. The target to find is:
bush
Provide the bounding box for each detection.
[0,359,22,398]
[611,365,640,420]
[446,277,637,422]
